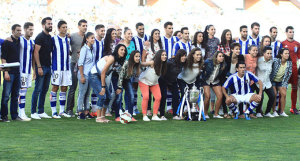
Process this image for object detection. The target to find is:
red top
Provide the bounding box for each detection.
[282,39,300,65]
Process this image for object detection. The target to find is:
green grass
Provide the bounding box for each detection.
[1,83,300,161]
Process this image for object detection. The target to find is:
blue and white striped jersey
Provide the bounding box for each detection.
[172,40,191,56]
[248,35,262,46]
[93,38,104,63]
[132,34,150,53]
[52,35,70,71]
[235,38,255,55]
[20,36,34,74]
[271,40,282,58]
[161,36,179,59]
[223,71,259,95]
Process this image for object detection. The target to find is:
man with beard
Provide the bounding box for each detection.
[248,22,262,47]
[66,19,87,116]
[236,25,254,55]
[31,17,53,119]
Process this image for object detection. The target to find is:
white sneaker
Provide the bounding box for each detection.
[31,113,41,120]
[133,112,137,116]
[38,112,51,118]
[228,110,233,116]
[213,115,223,119]
[151,115,162,121]
[160,116,168,121]
[219,108,224,115]
[19,114,31,121]
[59,112,71,118]
[264,112,274,118]
[256,113,263,118]
[205,115,210,119]
[173,116,181,120]
[280,112,288,117]
[143,116,150,121]
[273,111,279,117]
[52,113,61,119]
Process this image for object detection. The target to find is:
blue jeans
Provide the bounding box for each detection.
[31,66,51,114]
[77,74,91,112]
[115,79,134,118]
[1,73,20,119]
[89,72,110,109]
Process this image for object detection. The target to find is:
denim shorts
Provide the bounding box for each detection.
[272,81,282,87]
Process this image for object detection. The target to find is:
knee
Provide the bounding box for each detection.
[156,94,162,102]
[281,92,286,98]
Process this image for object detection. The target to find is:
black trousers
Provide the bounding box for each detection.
[258,87,275,114]
[158,78,180,116]
[250,84,260,113]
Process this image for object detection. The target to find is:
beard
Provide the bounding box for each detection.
[45,27,52,32]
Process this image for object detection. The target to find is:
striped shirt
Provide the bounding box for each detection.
[223,71,259,95]
[93,38,104,63]
[20,36,34,74]
[248,35,262,46]
[161,36,179,59]
[235,38,255,55]
[132,34,150,53]
[52,35,70,71]
[271,40,282,58]
[172,40,191,56]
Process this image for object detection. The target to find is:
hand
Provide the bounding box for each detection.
[144,41,150,47]
[4,72,10,81]
[38,67,43,76]
[32,71,36,80]
[255,94,262,102]
[80,76,86,84]
[116,89,122,95]
[5,37,13,42]
[99,88,105,96]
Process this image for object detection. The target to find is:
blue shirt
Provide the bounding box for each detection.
[172,40,191,56]
[78,44,95,76]
[161,36,179,59]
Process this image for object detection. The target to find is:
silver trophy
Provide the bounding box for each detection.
[189,84,199,113]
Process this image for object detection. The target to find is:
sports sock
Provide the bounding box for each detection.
[50,91,57,115]
[59,92,66,113]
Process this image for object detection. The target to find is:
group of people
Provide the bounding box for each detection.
[1,17,300,123]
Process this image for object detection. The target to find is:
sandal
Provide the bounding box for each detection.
[96,117,106,123]
[224,114,231,119]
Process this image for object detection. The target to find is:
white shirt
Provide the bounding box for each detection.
[139,67,159,86]
[178,63,200,84]
[256,56,273,89]
[206,64,220,85]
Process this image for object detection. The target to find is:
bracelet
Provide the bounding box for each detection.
[101,86,106,88]
[38,67,42,68]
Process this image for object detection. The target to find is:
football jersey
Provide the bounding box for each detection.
[271,40,282,58]
[93,38,104,63]
[172,40,191,56]
[20,36,34,74]
[52,35,70,71]
[132,34,150,53]
[161,36,179,59]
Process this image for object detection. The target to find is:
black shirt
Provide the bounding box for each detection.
[1,35,20,74]
[161,58,183,85]
[35,31,53,67]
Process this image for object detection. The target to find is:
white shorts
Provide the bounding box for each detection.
[231,93,255,105]
[20,73,32,88]
[51,70,72,86]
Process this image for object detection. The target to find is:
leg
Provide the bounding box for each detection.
[139,81,150,116]
[265,87,275,114]
[203,86,211,115]
[278,87,287,114]
[50,85,59,115]
[10,74,20,120]
[149,84,162,116]
[38,66,51,114]
[171,82,180,117]
[212,86,223,116]
[66,62,78,113]
[59,86,68,114]
[158,78,167,117]
[1,76,13,120]
[31,67,44,114]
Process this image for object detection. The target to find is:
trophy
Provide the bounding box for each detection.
[189,84,199,113]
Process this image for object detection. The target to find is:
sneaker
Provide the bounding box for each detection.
[31,113,41,120]
[67,110,75,117]
[234,112,239,120]
[91,112,97,117]
[272,111,279,117]
[173,116,181,120]
[213,115,223,119]
[86,113,94,119]
[134,108,140,114]
[52,112,61,119]
[115,117,120,121]
[105,112,112,117]
[280,112,288,117]
[205,115,210,119]
[244,113,251,120]
[152,115,162,121]
[290,108,300,115]
[219,108,224,115]
[1,116,10,122]
[14,116,24,121]
[143,116,150,121]
[256,113,263,118]
[131,117,137,121]
[38,112,51,118]
[59,112,71,118]
[160,116,168,121]
[264,112,274,118]
[77,113,86,120]
[19,114,31,121]
[133,112,137,116]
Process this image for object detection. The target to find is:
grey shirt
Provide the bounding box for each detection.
[70,32,84,63]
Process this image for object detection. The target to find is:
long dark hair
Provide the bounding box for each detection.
[203,25,214,51]
[174,49,187,68]
[187,47,204,70]
[192,31,205,48]
[81,32,94,48]
[127,50,141,77]
[103,28,116,56]
[276,48,291,61]
[220,29,232,49]
[149,29,163,53]
[112,44,127,66]
[153,49,167,76]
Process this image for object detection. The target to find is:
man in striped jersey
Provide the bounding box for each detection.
[132,22,150,53]
[90,24,105,116]
[248,22,262,47]
[18,22,35,121]
[222,62,263,120]
[270,26,282,58]
[49,20,72,118]
[172,27,191,56]
[236,25,254,55]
